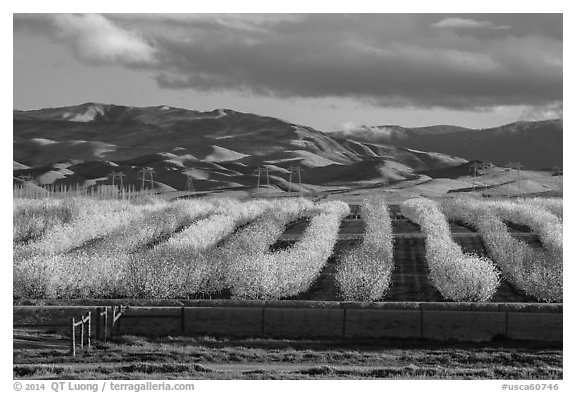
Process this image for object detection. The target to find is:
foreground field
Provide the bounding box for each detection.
[14,333,562,380]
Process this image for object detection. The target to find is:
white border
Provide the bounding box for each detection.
[4,2,572,391]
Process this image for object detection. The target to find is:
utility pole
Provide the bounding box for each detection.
[109,171,125,188]
[253,167,262,195]
[138,167,156,191]
[109,171,125,199]
[287,165,304,196]
[253,166,270,195]
[553,166,563,176]
[505,162,523,197]
[17,174,34,183]
[470,162,484,192]
[185,175,195,193]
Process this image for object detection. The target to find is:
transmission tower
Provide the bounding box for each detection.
[138,167,156,190]
[17,174,34,183]
[505,162,523,197]
[185,175,195,192]
[108,171,126,198]
[253,166,270,195]
[552,166,563,176]
[287,165,304,196]
[469,162,484,192]
[109,171,125,189]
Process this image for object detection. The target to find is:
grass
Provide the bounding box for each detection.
[14,334,562,380]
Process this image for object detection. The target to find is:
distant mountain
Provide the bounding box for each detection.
[13,103,466,192]
[330,119,562,170]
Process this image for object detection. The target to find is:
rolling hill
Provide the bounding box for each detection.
[13,103,469,193]
[330,120,563,170]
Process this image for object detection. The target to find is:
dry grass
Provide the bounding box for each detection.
[14,334,562,380]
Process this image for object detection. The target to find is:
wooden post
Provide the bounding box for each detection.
[95,308,101,340]
[104,307,108,342]
[87,312,92,348]
[112,305,123,336]
[113,306,117,336]
[80,317,85,349]
[71,318,76,357]
[181,307,185,334]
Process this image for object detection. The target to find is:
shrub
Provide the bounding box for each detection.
[156,199,271,252]
[229,201,350,300]
[335,196,394,301]
[122,198,297,298]
[13,198,80,244]
[483,199,562,260]
[441,197,562,302]
[401,198,500,302]
[13,198,163,262]
[12,198,212,298]
[521,198,562,220]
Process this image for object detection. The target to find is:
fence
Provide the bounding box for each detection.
[69,305,126,357]
[70,312,91,357]
[112,305,126,336]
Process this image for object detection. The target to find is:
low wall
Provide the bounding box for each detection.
[13,301,563,343]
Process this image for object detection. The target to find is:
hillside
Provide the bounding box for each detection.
[331,120,563,170]
[13,103,466,193]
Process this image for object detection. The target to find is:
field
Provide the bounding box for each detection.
[13,194,562,303]
[13,334,562,379]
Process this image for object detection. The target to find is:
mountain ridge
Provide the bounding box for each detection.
[330,119,562,170]
[13,103,559,194]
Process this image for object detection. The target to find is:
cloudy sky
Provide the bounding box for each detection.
[13,13,562,130]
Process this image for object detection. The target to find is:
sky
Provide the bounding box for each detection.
[13,13,563,131]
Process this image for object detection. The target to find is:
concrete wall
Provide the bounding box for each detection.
[184,307,263,337]
[14,306,103,336]
[13,301,563,343]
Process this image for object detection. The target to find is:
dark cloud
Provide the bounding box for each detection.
[14,13,562,110]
